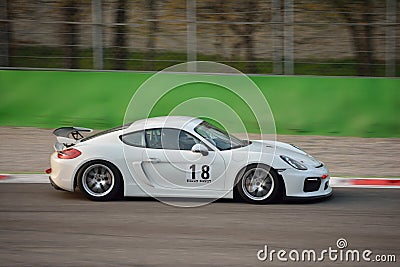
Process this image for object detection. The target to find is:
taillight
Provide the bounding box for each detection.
[45,168,52,174]
[57,148,81,159]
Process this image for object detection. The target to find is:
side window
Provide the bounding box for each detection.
[145,129,163,149]
[145,128,201,150]
[178,130,200,150]
[120,131,145,147]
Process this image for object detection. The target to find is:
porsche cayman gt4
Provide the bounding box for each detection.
[48,116,332,203]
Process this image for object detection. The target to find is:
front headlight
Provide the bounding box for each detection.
[280,155,308,170]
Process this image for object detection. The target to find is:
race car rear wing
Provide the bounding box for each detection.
[53,127,93,151]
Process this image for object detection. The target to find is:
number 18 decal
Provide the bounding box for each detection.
[189,164,210,179]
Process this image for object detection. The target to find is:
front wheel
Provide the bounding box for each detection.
[77,161,122,201]
[237,165,281,204]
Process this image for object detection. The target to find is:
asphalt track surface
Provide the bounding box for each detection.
[0,185,399,266]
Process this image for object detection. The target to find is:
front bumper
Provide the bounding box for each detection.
[284,190,333,202]
[279,164,333,198]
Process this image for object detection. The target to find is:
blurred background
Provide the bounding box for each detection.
[0,0,399,76]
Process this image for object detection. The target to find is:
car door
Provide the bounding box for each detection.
[141,128,226,190]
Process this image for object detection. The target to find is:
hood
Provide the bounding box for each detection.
[251,140,323,168]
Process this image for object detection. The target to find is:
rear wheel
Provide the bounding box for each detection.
[77,161,122,201]
[237,165,281,204]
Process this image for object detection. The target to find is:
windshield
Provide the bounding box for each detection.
[194,121,248,150]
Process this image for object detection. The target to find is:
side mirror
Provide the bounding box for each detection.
[191,144,209,156]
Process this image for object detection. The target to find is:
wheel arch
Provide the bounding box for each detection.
[233,163,286,200]
[73,159,124,192]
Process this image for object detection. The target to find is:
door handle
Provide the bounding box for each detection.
[144,157,161,163]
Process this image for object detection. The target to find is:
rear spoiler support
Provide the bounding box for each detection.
[53,127,93,151]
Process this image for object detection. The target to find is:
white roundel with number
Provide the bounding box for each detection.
[187,164,212,184]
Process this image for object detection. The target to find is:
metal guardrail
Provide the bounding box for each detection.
[0,0,398,76]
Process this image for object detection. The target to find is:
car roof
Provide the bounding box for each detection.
[126,116,204,132]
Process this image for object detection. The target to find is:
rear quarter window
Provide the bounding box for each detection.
[120,131,145,147]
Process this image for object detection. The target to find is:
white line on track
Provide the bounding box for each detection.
[1,174,399,188]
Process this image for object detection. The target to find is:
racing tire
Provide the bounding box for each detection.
[236,165,281,204]
[77,160,123,201]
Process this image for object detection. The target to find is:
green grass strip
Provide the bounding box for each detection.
[0,70,399,137]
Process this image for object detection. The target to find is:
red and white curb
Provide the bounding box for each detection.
[0,174,49,183]
[329,177,400,188]
[0,174,399,188]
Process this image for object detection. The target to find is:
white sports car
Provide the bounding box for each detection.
[48,116,332,204]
